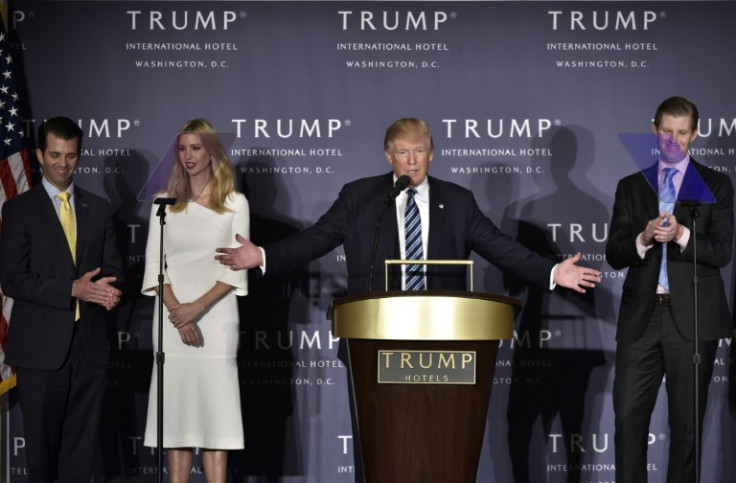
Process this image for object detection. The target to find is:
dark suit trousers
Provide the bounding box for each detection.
[16,323,107,483]
[613,304,717,483]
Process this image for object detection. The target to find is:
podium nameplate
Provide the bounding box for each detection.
[377,350,476,384]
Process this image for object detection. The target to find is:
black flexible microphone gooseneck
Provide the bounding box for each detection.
[367,175,410,292]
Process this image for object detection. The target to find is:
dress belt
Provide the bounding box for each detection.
[655,293,671,305]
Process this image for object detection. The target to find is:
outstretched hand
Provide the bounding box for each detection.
[215,234,263,271]
[553,252,602,293]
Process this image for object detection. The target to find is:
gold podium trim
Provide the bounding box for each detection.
[332,292,517,340]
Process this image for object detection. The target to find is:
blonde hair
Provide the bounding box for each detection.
[166,118,237,214]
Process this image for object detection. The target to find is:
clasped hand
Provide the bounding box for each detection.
[169,302,204,347]
[641,211,681,246]
[71,267,121,311]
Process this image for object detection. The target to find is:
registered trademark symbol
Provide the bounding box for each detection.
[450,11,458,20]
[240,11,247,19]
[134,120,141,127]
[344,120,351,127]
[554,330,562,337]
[554,119,562,126]
[659,11,667,19]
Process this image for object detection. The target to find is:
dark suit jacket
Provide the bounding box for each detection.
[0,184,125,370]
[606,159,734,342]
[264,172,555,294]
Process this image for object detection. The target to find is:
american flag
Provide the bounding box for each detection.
[0,21,30,395]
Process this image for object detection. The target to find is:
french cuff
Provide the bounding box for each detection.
[258,246,267,274]
[549,264,558,291]
[636,231,652,259]
[675,226,691,251]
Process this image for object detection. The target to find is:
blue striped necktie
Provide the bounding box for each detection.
[404,188,425,290]
[658,167,677,292]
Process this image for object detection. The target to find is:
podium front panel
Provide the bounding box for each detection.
[332,292,518,482]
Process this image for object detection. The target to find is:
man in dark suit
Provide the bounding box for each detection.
[216,118,600,483]
[216,117,600,295]
[0,117,124,482]
[606,97,733,482]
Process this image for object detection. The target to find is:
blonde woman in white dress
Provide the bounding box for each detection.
[142,118,248,482]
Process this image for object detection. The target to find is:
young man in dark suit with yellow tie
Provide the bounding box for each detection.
[0,117,124,482]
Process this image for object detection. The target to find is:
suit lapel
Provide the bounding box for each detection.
[426,177,448,288]
[673,160,712,222]
[31,185,76,269]
[641,164,661,220]
[74,187,88,266]
[373,175,401,290]
[427,179,447,260]
[377,175,400,260]
[678,160,716,203]
[383,206,401,291]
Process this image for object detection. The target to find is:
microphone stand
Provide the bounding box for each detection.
[155,202,168,483]
[368,176,409,292]
[684,201,701,483]
[368,199,392,293]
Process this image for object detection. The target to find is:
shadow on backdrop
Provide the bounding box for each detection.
[230,155,310,482]
[499,127,613,482]
[100,151,153,482]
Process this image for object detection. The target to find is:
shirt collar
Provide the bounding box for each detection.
[41,176,74,200]
[658,156,689,178]
[393,174,429,198]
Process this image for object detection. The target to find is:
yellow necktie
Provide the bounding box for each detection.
[56,192,80,320]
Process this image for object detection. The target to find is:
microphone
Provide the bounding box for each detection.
[369,175,411,292]
[386,175,410,205]
[678,200,701,219]
[153,197,176,218]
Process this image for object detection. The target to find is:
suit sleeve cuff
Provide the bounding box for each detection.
[636,231,652,259]
[675,226,690,251]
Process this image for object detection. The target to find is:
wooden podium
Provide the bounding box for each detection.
[332,291,519,483]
